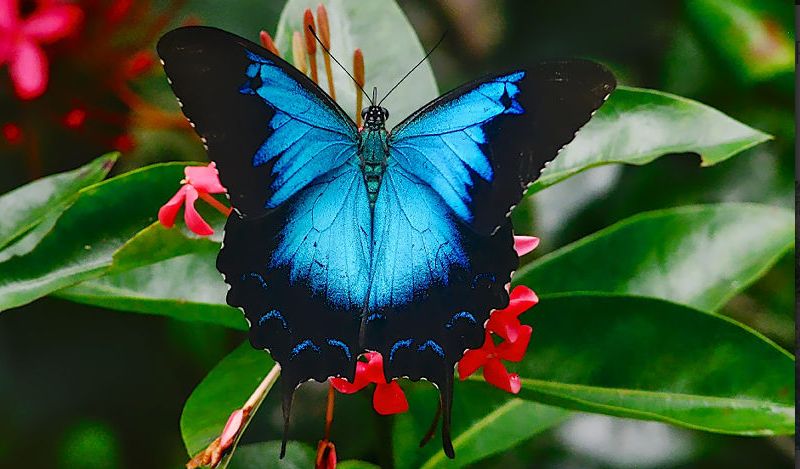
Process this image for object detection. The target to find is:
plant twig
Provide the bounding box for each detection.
[187,363,281,469]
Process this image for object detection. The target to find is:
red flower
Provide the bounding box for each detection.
[0,0,83,99]
[315,439,336,469]
[122,50,156,79]
[486,285,538,342]
[2,122,22,144]
[62,107,86,129]
[457,285,537,394]
[158,162,230,236]
[330,352,409,415]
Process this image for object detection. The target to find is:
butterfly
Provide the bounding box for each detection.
[157,25,615,458]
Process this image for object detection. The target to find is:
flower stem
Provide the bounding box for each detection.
[324,382,335,440]
[198,192,232,216]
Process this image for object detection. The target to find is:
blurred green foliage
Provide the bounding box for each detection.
[0,0,794,468]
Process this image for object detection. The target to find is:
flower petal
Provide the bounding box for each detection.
[486,311,520,342]
[513,236,540,257]
[362,351,388,384]
[219,408,244,450]
[22,4,83,43]
[457,348,487,379]
[9,40,48,99]
[482,359,520,394]
[330,361,370,393]
[497,325,532,362]
[315,440,337,469]
[507,285,539,314]
[0,0,18,29]
[372,381,409,415]
[183,185,214,236]
[457,332,494,379]
[185,162,226,194]
[158,185,188,228]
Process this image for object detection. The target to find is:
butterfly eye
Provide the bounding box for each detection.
[361,109,368,119]
[382,108,389,120]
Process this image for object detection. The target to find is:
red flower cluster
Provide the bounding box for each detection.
[457,285,538,393]
[0,0,83,99]
[330,352,409,415]
[158,162,230,236]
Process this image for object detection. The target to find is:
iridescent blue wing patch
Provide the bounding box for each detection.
[157,26,358,218]
[390,63,616,235]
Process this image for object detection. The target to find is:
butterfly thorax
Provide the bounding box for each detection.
[358,126,389,207]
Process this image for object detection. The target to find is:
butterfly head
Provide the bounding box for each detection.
[361,105,389,131]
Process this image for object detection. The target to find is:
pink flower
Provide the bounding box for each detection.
[330,352,409,415]
[457,285,537,394]
[513,235,540,257]
[158,162,230,236]
[0,0,83,99]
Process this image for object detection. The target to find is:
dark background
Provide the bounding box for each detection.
[0,0,793,467]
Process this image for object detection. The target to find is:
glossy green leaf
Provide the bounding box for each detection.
[529,87,771,192]
[227,441,315,469]
[511,294,793,435]
[394,382,568,469]
[56,252,245,330]
[337,461,381,469]
[181,343,275,459]
[0,208,65,263]
[686,0,793,82]
[0,153,117,255]
[514,204,794,312]
[110,218,222,273]
[0,162,186,312]
[274,0,439,126]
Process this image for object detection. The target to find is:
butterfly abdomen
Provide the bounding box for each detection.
[358,128,389,206]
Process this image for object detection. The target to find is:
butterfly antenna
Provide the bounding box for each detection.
[378,31,446,106]
[307,25,373,105]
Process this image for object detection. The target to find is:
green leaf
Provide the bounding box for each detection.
[0,153,117,255]
[0,162,186,312]
[394,383,568,469]
[274,0,439,126]
[56,252,246,330]
[227,442,315,469]
[337,461,381,469]
[514,204,794,312]
[110,217,223,273]
[686,0,793,82]
[181,343,275,460]
[512,294,793,435]
[529,87,771,192]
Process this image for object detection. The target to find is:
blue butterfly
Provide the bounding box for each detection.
[158,26,615,458]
